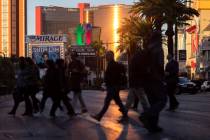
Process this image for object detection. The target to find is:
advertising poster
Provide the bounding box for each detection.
[32,46,60,64]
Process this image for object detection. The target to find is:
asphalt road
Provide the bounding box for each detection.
[0,90,210,140]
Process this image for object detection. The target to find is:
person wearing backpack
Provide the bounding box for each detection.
[125,49,150,115]
[139,31,167,133]
[92,51,128,123]
[69,52,88,113]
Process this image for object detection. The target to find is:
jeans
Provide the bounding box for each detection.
[167,84,179,109]
[73,91,87,111]
[143,81,167,127]
[97,86,127,120]
[126,87,150,112]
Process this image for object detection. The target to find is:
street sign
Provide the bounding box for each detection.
[69,46,96,56]
[179,50,186,61]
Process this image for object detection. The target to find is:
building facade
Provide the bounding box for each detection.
[35,6,80,35]
[0,0,26,57]
[35,3,131,56]
[84,4,131,55]
[177,0,210,79]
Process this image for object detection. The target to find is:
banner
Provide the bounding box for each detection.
[26,35,67,43]
[32,46,60,64]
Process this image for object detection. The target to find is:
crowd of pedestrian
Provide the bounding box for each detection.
[7,31,179,134]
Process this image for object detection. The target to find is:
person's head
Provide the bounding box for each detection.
[19,57,26,69]
[150,30,161,43]
[42,51,49,62]
[106,51,114,62]
[46,60,55,69]
[71,51,78,60]
[25,57,35,66]
[56,59,65,68]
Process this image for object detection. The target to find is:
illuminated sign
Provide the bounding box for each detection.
[74,23,93,46]
[32,46,61,64]
[75,24,85,45]
[26,35,67,43]
[69,46,96,56]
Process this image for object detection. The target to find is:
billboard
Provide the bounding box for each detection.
[32,46,61,64]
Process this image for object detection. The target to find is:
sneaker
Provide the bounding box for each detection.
[91,115,101,122]
[22,112,33,117]
[148,126,163,133]
[118,116,129,123]
[82,109,88,113]
[167,103,179,111]
[139,115,150,128]
[8,111,15,115]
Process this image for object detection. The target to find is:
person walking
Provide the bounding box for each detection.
[165,54,179,111]
[8,57,33,116]
[25,57,40,113]
[51,59,76,117]
[139,31,167,133]
[41,60,60,117]
[68,52,88,113]
[125,49,150,115]
[92,51,128,122]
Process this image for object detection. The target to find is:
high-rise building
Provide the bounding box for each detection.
[0,0,26,57]
[84,4,131,55]
[35,6,81,35]
[35,3,131,56]
[179,0,210,79]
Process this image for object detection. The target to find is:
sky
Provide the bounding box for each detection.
[27,0,134,35]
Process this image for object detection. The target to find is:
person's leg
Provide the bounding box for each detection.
[125,88,135,109]
[40,92,49,113]
[50,96,60,117]
[167,85,179,110]
[23,92,33,116]
[112,88,127,118]
[31,93,40,113]
[133,95,139,110]
[140,82,167,132]
[94,89,113,121]
[135,88,150,112]
[8,88,23,115]
[76,91,87,112]
[61,94,75,115]
[72,91,78,108]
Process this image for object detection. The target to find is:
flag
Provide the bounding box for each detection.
[186,25,199,53]
[186,25,196,34]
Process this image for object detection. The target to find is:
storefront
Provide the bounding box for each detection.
[26,35,67,65]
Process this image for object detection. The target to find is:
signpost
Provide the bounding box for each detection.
[69,46,96,56]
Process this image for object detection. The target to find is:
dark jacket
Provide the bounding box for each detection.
[165,59,179,85]
[68,59,85,90]
[129,50,149,88]
[43,67,59,94]
[105,60,123,87]
[145,42,165,83]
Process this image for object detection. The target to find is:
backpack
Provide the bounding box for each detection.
[116,62,127,89]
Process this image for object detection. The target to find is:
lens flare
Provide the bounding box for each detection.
[113,5,119,59]
[86,10,89,23]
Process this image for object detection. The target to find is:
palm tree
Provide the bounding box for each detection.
[131,0,199,57]
[164,0,199,57]
[118,16,153,60]
[91,41,106,87]
[131,0,164,32]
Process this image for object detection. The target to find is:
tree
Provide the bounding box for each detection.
[164,0,199,57]
[118,16,153,59]
[91,41,106,87]
[131,0,199,57]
